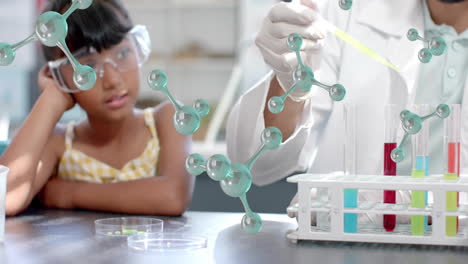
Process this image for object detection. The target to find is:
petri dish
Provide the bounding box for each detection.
[95,217,163,237]
[127,233,207,252]
[164,219,190,233]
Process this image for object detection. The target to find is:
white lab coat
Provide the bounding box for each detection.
[227,0,468,202]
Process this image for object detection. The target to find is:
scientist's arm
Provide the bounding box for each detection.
[227,0,346,185]
[264,77,304,139]
[41,103,194,216]
[227,71,326,186]
[256,0,324,140]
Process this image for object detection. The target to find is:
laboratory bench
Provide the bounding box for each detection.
[1,209,468,264]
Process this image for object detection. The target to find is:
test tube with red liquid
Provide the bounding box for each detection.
[444,104,460,236]
[383,105,398,232]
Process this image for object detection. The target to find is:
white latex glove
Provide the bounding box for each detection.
[255,0,325,101]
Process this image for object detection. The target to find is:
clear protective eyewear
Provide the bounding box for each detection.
[48,25,151,93]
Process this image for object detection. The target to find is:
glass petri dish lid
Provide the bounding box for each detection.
[95,217,163,237]
[128,232,207,252]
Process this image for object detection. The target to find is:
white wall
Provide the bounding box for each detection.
[239,0,277,94]
[0,0,36,121]
[123,0,237,105]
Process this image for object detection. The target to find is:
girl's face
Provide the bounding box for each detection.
[60,38,141,122]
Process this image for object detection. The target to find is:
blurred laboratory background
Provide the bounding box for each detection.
[0,0,296,213]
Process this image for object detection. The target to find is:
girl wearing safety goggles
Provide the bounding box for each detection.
[2,0,194,216]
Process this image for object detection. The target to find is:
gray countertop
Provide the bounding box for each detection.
[1,209,468,264]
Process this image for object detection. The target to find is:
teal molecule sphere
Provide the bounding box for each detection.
[1,0,96,92]
[392,105,451,163]
[402,112,422,135]
[206,154,231,181]
[400,110,411,120]
[339,0,353,10]
[0,43,15,66]
[147,69,168,91]
[147,69,210,135]
[407,28,446,63]
[174,106,201,135]
[391,147,405,163]
[287,33,302,51]
[329,84,346,101]
[184,127,282,234]
[269,33,346,114]
[293,67,314,93]
[193,99,210,117]
[261,127,283,150]
[35,12,68,47]
[73,65,97,91]
[293,66,314,84]
[436,104,450,119]
[185,153,206,176]
[407,28,419,41]
[430,36,447,56]
[241,212,263,234]
[268,96,285,114]
[418,48,432,64]
[76,0,93,9]
[297,79,313,93]
[220,163,252,198]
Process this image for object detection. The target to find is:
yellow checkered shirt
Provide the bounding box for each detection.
[57,108,160,183]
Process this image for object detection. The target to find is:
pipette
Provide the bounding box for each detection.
[317,18,399,72]
[282,0,400,72]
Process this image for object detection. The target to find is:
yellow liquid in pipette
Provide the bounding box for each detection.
[333,29,400,72]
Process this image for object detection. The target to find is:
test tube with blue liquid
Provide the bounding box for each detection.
[411,105,430,235]
[343,104,357,233]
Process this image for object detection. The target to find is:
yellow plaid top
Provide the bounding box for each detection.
[57,108,160,183]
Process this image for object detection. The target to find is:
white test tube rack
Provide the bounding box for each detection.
[286,173,468,246]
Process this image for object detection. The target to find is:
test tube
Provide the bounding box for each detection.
[411,104,430,236]
[383,105,398,232]
[343,104,357,233]
[444,104,460,236]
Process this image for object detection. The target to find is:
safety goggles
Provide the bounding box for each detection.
[48,25,151,93]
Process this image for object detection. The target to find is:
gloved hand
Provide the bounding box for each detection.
[255,0,325,101]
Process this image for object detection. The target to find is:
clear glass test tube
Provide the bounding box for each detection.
[444,104,460,237]
[411,104,430,236]
[383,104,398,232]
[343,103,357,233]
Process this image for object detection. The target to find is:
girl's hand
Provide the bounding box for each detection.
[39,177,76,210]
[38,65,76,112]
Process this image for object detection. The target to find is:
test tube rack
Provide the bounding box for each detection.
[286,173,468,246]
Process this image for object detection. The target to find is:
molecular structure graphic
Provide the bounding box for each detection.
[185,127,283,234]
[338,0,353,10]
[268,33,346,114]
[147,69,210,135]
[407,28,447,64]
[0,0,457,241]
[391,104,450,163]
[0,0,97,91]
